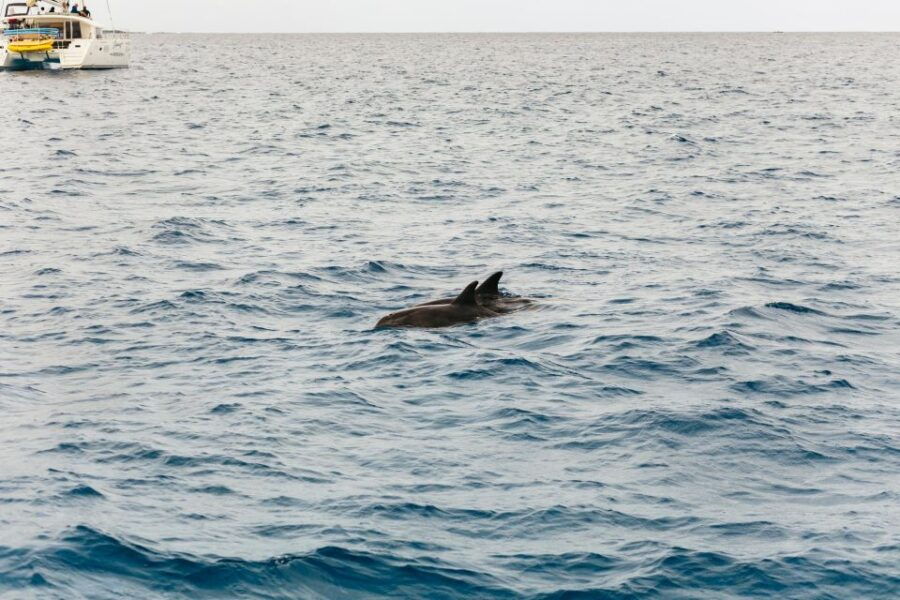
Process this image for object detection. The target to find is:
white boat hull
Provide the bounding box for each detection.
[1,36,130,70]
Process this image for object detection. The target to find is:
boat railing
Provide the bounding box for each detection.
[3,27,59,38]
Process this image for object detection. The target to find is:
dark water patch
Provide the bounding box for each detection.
[1,526,514,599]
[487,408,570,434]
[179,289,207,301]
[49,188,85,197]
[669,133,696,145]
[129,299,177,315]
[602,356,698,379]
[603,406,777,440]
[173,261,224,272]
[75,168,158,177]
[827,327,879,336]
[94,246,142,257]
[192,485,237,496]
[732,376,855,396]
[150,217,230,245]
[692,330,754,352]
[62,485,105,499]
[34,364,100,377]
[704,520,787,539]
[819,281,860,291]
[592,334,665,346]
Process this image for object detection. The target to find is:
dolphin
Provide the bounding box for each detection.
[417,271,534,314]
[376,281,500,329]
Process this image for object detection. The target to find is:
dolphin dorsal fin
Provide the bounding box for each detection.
[452,281,480,306]
[476,271,503,297]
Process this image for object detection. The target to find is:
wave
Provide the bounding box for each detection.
[0,527,512,599]
[3,527,896,599]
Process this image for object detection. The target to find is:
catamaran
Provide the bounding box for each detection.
[1,0,129,70]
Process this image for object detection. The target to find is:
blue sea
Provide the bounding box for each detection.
[1,33,899,599]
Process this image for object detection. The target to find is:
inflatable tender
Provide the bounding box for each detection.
[4,28,58,54]
[8,38,54,53]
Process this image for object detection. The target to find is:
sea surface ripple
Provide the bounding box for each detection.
[1,33,899,599]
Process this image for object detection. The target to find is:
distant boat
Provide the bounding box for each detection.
[1,0,129,71]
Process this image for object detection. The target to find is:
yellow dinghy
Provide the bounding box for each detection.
[8,38,54,54]
[4,27,59,54]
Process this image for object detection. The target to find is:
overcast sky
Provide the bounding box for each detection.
[85,0,900,33]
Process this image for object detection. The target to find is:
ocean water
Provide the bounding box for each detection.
[1,33,900,599]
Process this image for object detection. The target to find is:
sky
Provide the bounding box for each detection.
[80,0,900,33]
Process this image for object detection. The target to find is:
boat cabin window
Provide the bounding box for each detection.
[5,3,28,17]
[63,21,82,39]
